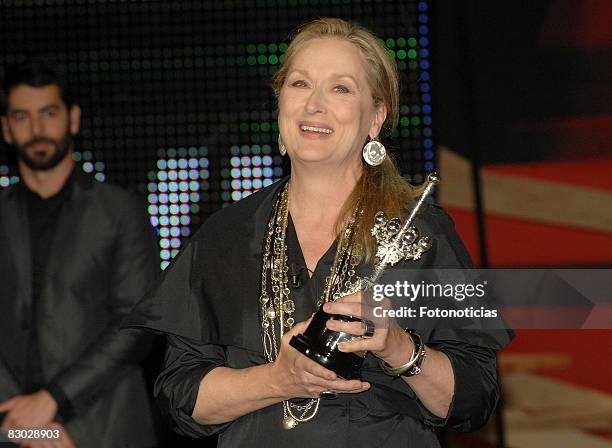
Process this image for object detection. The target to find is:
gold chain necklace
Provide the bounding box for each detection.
[259,181,361,429]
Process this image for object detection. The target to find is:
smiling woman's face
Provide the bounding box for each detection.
[278,37,386,169]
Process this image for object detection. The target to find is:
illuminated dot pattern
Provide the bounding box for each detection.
[0,155,104,187]
[382,1,434,184]
[245,42,288,66]
[73,151,106,182]
[0,165,19,188]
[147,147,209,269]
[0,0,433,260]
[221,144,282,204]
[417,1,434,180]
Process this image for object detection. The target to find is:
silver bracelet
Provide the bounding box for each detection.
[377,329,426,377]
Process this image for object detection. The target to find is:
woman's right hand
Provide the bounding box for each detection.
[269,318,370,400]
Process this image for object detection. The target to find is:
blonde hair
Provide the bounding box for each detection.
[273,18,421,262]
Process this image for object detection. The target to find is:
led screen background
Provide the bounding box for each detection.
[1,0,432,268]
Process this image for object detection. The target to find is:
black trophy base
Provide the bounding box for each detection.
[290,333,363,380]
[289,308,365,380]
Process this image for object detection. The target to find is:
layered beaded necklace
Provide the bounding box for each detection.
[259,181,362,429]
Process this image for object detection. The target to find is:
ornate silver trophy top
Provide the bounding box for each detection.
[363,172,440,290]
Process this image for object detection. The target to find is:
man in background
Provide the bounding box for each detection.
[0,59,159,447]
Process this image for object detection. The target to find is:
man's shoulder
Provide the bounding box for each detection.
[77,174,141,204]
[0,182,19,201]
[87,179,132,198]
[69,174,149,227]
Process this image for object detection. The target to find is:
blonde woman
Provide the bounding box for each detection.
[125,18,511,447]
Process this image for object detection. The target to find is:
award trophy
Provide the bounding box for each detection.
[290,173,440,380]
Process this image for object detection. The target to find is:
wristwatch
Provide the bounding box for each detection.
[377,329,427,377]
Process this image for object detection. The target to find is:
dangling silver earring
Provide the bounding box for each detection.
[278,135,287,156]
[362,138,386,166]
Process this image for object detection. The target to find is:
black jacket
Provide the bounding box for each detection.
[0,169,158,447]
[125,178,513,447]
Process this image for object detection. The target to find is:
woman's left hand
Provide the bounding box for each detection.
[323,292,414,367]
[324,292,455,419]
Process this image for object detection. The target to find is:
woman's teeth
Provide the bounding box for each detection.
[300,125,333,134]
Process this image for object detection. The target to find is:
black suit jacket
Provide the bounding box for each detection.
[0,170,158,447]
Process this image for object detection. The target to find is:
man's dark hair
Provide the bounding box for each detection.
[1,59,75,115]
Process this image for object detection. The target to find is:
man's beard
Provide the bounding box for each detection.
[15,131,72,171]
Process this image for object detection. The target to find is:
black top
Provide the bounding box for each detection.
[124,178,513,447]
[19,171,76,420]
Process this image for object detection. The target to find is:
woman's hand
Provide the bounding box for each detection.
[270,318,370,399]
[323,292,414,368]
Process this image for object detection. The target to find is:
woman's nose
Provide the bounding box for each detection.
[304,88,326,115]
